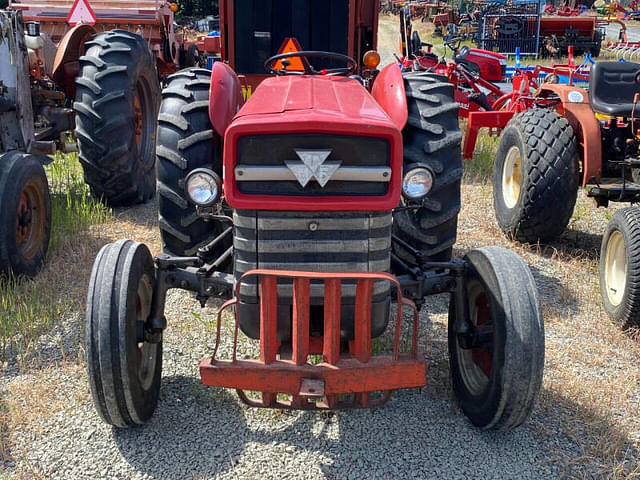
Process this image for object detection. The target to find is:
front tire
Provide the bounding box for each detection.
[448,246,544,430]
[75,30,160,206]
[600,207,640,329]
[86,239,162,427]
[493,109,578,244]
[393,72,463,264]
[0,152,51,278]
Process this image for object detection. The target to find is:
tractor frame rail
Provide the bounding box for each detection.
[199,269,427,410]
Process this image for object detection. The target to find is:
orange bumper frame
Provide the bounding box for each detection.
[199,269,427,410]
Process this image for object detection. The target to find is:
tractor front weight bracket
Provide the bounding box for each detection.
[200,269,427,410]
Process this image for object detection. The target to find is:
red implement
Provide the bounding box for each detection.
[200,269,427,410]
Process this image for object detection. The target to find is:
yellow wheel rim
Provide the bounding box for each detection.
[502,146,523,209]
[604,230,627,306]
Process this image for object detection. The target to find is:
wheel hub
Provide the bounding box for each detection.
[604,230,627,306]
[502,145,523,209]
[457,283,494,396]
[15,181,45,260]
[16,192,33,244]
[136,274,158,390]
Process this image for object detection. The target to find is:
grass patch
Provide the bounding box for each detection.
[463,130,500,182]
[46,152,111,253]
[0,152,111,363]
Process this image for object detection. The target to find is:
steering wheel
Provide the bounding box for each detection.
[445,36,463,53]
[264,51,357,76]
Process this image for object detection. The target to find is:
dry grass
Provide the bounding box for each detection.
[0,153,110,364]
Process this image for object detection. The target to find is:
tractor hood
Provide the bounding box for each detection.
[233,75,397,127]
[223,74,404,212]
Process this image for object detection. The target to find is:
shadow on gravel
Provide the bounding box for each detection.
[538,228,603,262]
[109,369,631,479]
[528,264,580,317]
[111,199,158,229]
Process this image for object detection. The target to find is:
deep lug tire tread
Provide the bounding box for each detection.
[74,30,160,206]
[493,108,578,244]
[156,68,223,256]
[394,72,463,263]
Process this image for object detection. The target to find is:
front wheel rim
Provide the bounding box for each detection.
[456,280,494,396]
[15,180,46,260]
[604,230,627,306]
[502,145,523,209]
[136,273,158,390]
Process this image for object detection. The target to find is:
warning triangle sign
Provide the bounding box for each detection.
[274,38,305,72]
[67,0,97,26]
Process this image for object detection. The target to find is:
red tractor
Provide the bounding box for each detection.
[398,7,507,84]
[85,0,544,430]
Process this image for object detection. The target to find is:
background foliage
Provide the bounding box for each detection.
[176,0,218,18]
[0,0,8,9]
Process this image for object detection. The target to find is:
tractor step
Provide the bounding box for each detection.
[200,269,426,410]
[586,178,640,202]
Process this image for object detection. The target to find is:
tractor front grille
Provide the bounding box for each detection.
[233,210,392,301]
[233,209,393,340]
[234,134,391,196]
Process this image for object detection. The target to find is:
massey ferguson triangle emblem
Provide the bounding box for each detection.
[285,149,341,187]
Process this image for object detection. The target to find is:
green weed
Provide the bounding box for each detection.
[463,130,500,182]
[46,152,111,253]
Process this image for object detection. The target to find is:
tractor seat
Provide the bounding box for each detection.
[589,61,640,117]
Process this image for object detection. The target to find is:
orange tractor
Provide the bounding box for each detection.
[486,61,640,329]
[85,0,544,431]
[0,0,198,277]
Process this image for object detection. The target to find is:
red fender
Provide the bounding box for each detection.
[52,23,96,98]
[536,84,602,186]
[209,62,244,137]
[371,63,408,131]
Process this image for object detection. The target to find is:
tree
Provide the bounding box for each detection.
[0,0,8,8]
[177,0,218,18]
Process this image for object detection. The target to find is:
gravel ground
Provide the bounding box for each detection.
[2,14,640,480]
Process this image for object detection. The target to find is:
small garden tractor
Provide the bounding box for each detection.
[0,0,201,277]
[85,0,544,431]
[489,61,640,329]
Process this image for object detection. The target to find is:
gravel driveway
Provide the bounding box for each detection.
[7,283,562,480]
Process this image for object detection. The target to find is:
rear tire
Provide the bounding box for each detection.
[85,239,162,427]
[393,72,463,264]
[600,207,640,329]
[74,30,160,206]
[0,152,51,278]
[493,109,578,244]
[156,68,228,258]
[448,246,544,430]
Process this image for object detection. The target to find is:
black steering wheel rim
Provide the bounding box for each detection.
[445,37,463,53]
[264,51,358,76]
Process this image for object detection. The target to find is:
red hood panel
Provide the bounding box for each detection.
[235,75,393,124]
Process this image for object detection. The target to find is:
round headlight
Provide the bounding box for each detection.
[185,169,221,206]
[402,167,434,200]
